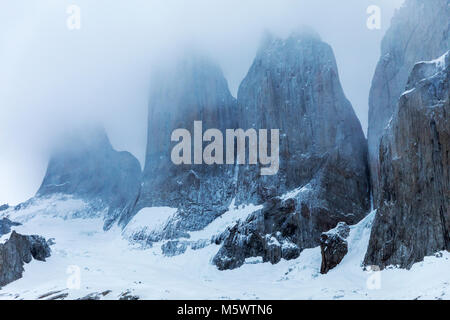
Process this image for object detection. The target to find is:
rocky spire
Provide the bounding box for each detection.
[235,30,369,215]
[213,31,370,269]
[132,54,238,235]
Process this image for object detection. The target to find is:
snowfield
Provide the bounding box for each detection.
[0,197,449,300]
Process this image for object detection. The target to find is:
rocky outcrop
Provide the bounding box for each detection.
[0,218,21,236]
[213,31,369,270]
[0,231,51,287]
[0,204,9,212]
[37,126,141,229]
[161,240,188,257]
[368,0,450,203]
[77,290,112,300]
[213,197,300,270]
[364,51,450,269]
[320,222,350,274]
[131,55,238,235]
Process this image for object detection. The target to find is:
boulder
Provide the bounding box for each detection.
[0,231,51,287]
[213,198,301,270]
[320,222,350,274]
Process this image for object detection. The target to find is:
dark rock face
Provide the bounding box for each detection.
[213,31,369,270]
[132,55,238,234]
[0,231,51,287]
[367,0,450,203]
[320,222,350,274]
[364,52,450,269]
[36,126,141,229]
[235,31,369,218]
[0,218,21,236]
[0,204,9,212]
[27,235,52,261]
[119,290,140,300]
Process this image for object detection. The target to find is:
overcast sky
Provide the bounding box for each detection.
[0,0,404,205]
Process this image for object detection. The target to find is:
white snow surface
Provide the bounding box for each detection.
[3,194,106,223]
[122,207,178,240]
[280,184,311,200]
[188,200,263,241]
[430,50,449,70]
[0,198,449,300]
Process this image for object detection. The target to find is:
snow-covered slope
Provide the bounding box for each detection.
[1,199,449,300]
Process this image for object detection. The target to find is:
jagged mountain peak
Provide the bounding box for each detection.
[237,30,365,163]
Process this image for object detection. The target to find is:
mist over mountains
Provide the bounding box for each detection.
[0,0,403,205]
[0,0,449,300]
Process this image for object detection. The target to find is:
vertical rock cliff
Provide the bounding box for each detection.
[132,55,238,237]
[364,51,449,269]
[213,31,370,269]
[368,0,450,203]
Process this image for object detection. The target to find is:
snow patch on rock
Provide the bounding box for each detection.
[122,207,177,243]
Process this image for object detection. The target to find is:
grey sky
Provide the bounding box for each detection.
[0,0,404,205]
